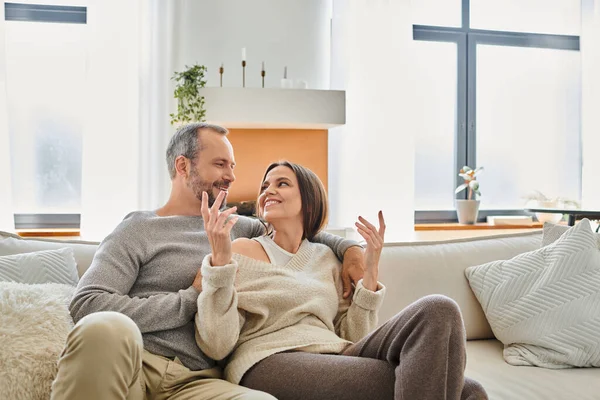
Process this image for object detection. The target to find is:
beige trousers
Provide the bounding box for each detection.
[51,312,276,400]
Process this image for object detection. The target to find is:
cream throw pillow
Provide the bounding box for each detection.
[0,247,79,285]
[542,222,600,247]
[0,282,75,399]
[465,219,600,368]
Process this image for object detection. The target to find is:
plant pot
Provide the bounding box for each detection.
[456,200,480,224]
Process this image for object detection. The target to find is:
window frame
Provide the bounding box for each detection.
[5,3,87,230]
[413,0,581,223]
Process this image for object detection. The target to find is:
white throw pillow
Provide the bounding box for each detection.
[465,219,600,368]
[542,222,600,247]
[0,282,75,400]
[0,248,79,286]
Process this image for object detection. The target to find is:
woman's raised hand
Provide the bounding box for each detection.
[355,211,386,291]
[201,191,239,266]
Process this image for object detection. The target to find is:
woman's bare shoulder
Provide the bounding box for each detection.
[232,238,270,262]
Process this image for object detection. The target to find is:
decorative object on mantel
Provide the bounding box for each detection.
[281,66,293,89]
[170,64,207,124]
[455,165,483,224]
[219,63,224,87]
[227,200,256,217]
[523,190,580,224]
[242,47,247,88]
[261,61,266,88]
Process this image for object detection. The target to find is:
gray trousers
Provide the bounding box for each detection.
[241,295,488,400]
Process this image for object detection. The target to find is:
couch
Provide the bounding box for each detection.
[1,229,599,399]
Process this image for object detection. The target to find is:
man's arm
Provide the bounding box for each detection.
[69,216,199,333]
[312,230,360,261]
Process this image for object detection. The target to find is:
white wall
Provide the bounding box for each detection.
[174,0,332,90]
[581,0,600,209]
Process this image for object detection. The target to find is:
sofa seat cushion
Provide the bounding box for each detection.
[465,340,600,400]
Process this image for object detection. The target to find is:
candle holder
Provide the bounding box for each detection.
[219,64,224,87]
[242,60,246,88]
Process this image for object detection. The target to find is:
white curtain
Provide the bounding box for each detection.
[0,1,14,232]
[80,0,177,241]
[138,0,177,211]
[329,0,415,242]
[80,0,142,241]
[581,0,600,209]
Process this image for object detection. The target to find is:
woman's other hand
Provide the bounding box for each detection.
[355,211,386,291]
[201,191,239,266]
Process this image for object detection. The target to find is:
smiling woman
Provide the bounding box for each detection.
[257,161,328,241]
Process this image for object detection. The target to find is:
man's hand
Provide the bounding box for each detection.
[192,267,202,292]
[341,246,365,298]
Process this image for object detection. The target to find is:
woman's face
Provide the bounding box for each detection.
[258,165,302,224]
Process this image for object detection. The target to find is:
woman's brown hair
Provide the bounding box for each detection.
[257,161,328,241]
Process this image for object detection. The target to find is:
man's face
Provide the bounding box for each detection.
[186,130,236,208]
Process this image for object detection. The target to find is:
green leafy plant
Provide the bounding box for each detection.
[455,165,483,200]
[170,64,207,125]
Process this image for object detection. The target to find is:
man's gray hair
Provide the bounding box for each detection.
[166,122,229,179]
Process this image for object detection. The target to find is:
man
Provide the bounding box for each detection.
[51,122,365,400]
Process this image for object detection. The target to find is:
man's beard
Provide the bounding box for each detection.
[188,168,228,210]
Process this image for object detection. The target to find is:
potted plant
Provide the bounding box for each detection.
[170,64,207,125]
[455,166,483,224]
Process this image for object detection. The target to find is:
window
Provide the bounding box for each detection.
[413,0,581,222]
[4,3,86,229]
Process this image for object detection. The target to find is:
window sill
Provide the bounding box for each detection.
[414,222,544,231]
[16,229,81,238]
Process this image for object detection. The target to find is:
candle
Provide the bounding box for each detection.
[221,62,224,68]
[242,48,246,61]
[284,66,287,79]
[262,61,265,71]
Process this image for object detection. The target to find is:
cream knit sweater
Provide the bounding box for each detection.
[195,239,386,384]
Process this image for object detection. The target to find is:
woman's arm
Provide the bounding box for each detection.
[334,212,388,342]
[334,280,385,342]
[194,191,243,360]
[195,254,245,360]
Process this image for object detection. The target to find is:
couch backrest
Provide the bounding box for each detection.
[377,231,542,340]
[1,229,542,340]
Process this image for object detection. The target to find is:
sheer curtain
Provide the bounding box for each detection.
[329,0,415,242]
[138,0,177,211]
[80,0,142,241]
[80,0,177,241]
[0,2,14,232]
[581,0,600,209]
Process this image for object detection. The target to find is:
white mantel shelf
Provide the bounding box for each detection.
[199,87,346,130]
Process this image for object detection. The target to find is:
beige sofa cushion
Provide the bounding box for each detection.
[377,231,542,340]
[0,248,79,285]
[0,231,99,278]
[465,340,600,400]
[465,219,600,368]
[543,221,600,246]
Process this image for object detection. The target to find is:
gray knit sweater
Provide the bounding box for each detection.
[69,211,357,371]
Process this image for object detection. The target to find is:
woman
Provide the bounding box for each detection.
[195,161,487,400]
